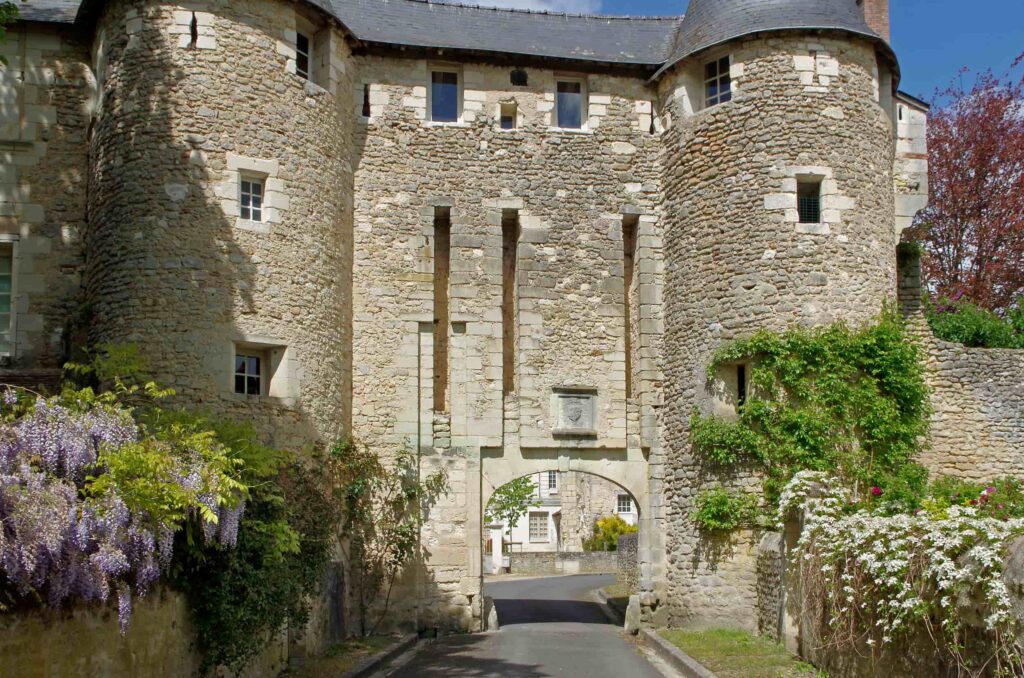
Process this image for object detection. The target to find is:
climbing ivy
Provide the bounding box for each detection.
[690,310,932,528]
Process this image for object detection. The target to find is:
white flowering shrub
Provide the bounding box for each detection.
[780,471,1024,676]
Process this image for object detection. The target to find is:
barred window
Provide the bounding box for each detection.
[798,180,822,224]
[704,56,732,107]
[234,353,263,396]
[295,33,311,80]
[528,512,549,542]
[240,177,264,222]
[617,494,632,514]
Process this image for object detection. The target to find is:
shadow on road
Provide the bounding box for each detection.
[492,598,613,626]
[392,635,546,677]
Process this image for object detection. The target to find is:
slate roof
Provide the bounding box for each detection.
[17,0,892,79]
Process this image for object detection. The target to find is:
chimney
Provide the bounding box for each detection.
[860,0,891,42]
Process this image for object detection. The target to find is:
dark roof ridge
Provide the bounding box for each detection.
[402,0,681,22]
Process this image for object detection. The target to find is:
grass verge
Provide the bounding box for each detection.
[659,628,824,678]
[283,636,397,677]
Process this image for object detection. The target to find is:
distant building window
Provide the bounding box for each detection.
[547,470,558,491]
[240,177,264,222]
[617,494,632,514]
[529,512,549,542]
[704,56,732,107]
[295,33,311,81]
[500,102,517,130]
[556,80,583,129]
[234,353,263,396]
[798,180,822,223]
[0,245,12,355]
[431,70,460,122]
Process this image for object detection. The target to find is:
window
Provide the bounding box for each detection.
[529,512,549,542]
[295,33,311,81]
[362,83,371,117]
[547,470,558,491]
[0,245,12,355]
[510,68,528,87]
[500,102,517,130]
[737,364,748,407]
[797,179,822,223]
[430,70,459,123]
[704,56,732,107]
[234,353,263,396]
[240,177,264,222]
[556,80,583,129]
[617,494,632,514]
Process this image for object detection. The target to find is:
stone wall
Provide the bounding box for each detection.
[0,590,288,678]
[617,533,639,592]
[658,33,898,630]
[898,248,1024,481]
[508,551,618,576]
[755,532,784,642]
[560,471,635,551]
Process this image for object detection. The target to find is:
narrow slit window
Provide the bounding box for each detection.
[0,245,13,355]
[433,207,451,411]
[737,364,748,407]
[500,102,517,130]
[188,12,198,49]
[797,180,822,224]
[431,71,459,122]
[556,80,583,129]
[240,177,264,222]
[295,33,311,80]
[622,214,638,399]
[704,56,732,107]
[362,83,371,117]
[234,353,263,396]
[502,209,520,396]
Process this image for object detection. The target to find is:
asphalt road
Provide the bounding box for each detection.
[385,574,665,678]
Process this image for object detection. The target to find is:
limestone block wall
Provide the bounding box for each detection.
[351,54,664,631]
[0,25,91,372]
[897,248,1024,481]
[560,471,635,551]
[85,0,354,456]
[617,533,639,591]
[658,33,898,630]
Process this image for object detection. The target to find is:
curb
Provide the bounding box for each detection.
[591,588,624,626]
[340,633,419,678]
[639,629,718,678]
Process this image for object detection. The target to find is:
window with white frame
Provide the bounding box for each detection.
[240,176,264,222]
[547,470,558,492]
[617,494,632,514]
[528,512,549,542]
[704,56,732,107]
[0,244,13,355]
[556,80,583,129]
[430,70,460,123]
[234,351,264,396]
[295,32,311,81]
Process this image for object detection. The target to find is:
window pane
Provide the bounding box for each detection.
[0,278,10,294]
[240,206,251,220]
[234,375,245,394]
[240,193,251,207]
[251,182,262,197]
[0,258,10,274]
[0,298,10,314]
[247,356,260,375]
[705,61,717,80]
[431,72,459,122]
[247,376,260,395]
[719,56,730,73]
[251,195,262,209]
[720,89,732,104]
[235,355,246,373]
[556,83,582,129]
[251,207,261,221]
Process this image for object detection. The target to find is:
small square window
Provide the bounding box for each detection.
[240,177,264,222]
[556,80,583,129]
[617,494,632,514]
[234,352,263,396]
[798,180,822,224]
[431,70,460,123]
[529,512,549,542]
[500,102,517,130]
[704,56,732,107]
[295,33,311,81]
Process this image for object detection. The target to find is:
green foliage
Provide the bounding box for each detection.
[0,3,18,65]
[693,489,761,532]
[329,440,449,636]
[582,515,637,552]
[691,312,931,507]
[484,476,538,539]
[925,296,1024,348]
[921,476,1024,521]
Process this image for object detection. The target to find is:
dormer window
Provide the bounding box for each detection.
[704,56,732,107]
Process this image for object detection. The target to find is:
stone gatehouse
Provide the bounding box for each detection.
[6,0,1016,647]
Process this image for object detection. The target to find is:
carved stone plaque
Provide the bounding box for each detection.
[553,390,596,435]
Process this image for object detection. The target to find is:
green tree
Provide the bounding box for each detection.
[582,515,637,552]
[0,3,18,64]
[485,476,538,548]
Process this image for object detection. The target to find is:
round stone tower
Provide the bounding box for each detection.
[85,0,354,449]
[654,0,899,629]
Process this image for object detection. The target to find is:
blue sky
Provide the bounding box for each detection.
[486,0,1024,102]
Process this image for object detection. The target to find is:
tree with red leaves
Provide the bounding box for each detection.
[909,55,1024,312]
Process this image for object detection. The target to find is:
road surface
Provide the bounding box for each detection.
[385,574,665,678]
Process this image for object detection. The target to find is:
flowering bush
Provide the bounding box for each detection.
[0,378,246,632]
[926,295,1024,349]
[779,471,1024,676]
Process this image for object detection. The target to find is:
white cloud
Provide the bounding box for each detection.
[462,0,604,13]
